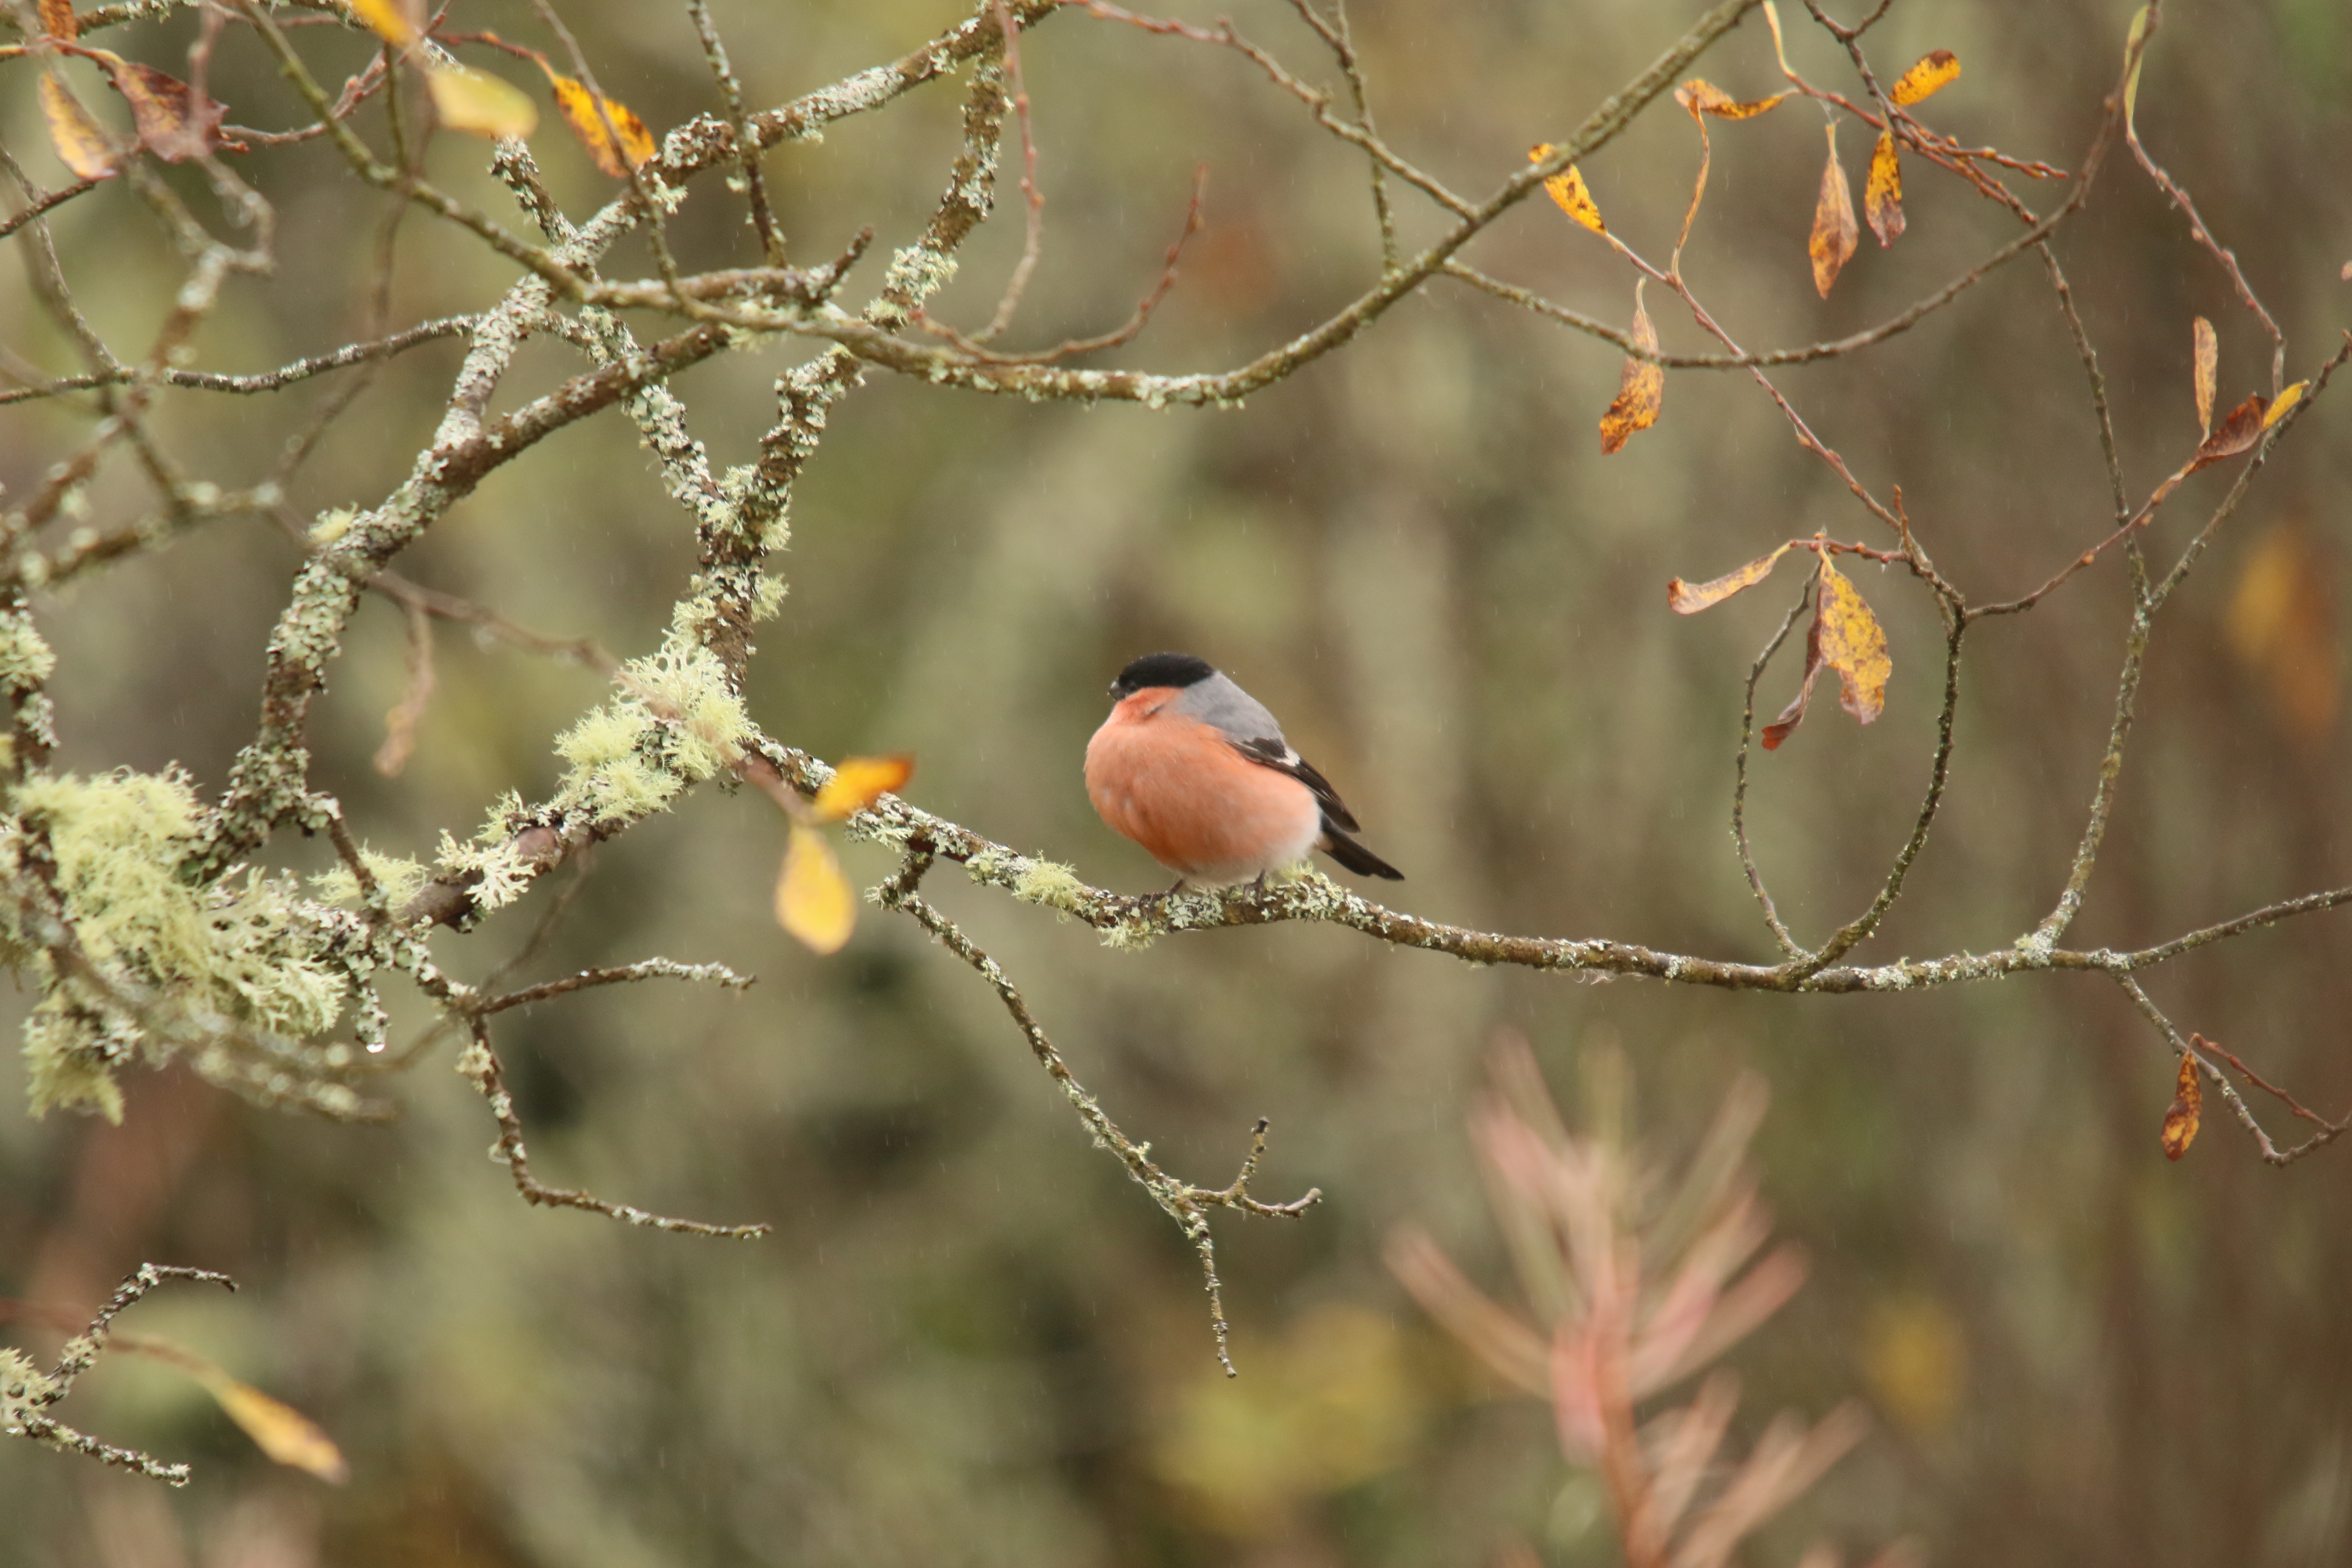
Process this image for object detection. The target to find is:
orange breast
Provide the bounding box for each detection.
[1085,697,1321,885]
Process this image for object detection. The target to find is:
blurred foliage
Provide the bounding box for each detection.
[3,0,2352,1564]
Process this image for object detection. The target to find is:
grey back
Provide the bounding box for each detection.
[1173,671,1286,747]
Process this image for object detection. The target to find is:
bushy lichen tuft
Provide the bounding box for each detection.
[310,849,427,913]
[1,1346,58,1420]
[1010,857,1086,916]
[0,612,57,689]
[8,768,343,1118]
[547,629,746,830]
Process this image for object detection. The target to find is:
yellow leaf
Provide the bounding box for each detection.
[1598,281,1663,456]
[776,824,855,954]
[1808,125,1858,299]
[2191,317,2217,437]
[2261,380,2306,430]
[539,66,656,177]
[1668,544,1793,614]
[426,65,538,141]
[348,0,420,47]
[37,75,114,180]
[1864,129,1903,249]
[2226,523,2338,744]
[199,1372,350,1483]
[812,753,913,824]
[2122,6,2153,130]
[1815,557,1890,725]
[39,0,77,40]
[2160,1049,2201,1161]
[1887,49,1959,108]
[1528,144,1604,235]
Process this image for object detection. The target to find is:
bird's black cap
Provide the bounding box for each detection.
[1111,652,1214,697]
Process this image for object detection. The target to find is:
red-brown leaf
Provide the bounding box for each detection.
[2187,392,2269,472]
[2160,1049,2202,1161]
[104,58,225,162]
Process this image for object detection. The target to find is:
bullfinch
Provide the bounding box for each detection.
[1085,652,1404,890]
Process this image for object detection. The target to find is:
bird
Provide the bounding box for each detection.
[1084,651,1404,891]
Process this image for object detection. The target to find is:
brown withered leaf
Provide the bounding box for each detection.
[37,74,114,180]
[1598,282,1664,456]
[2191,317,2217,437]
[426,65,538,140]
[1528,144,1605,234]
[812,753,914,824]
[1809,125,1858,298]
[777,824,855,954]
[542,66,656,177]
[1815,557,1890,725]
[1674,78,1791,119]
[39,0,77,40]
[2160,1049,2202,1161]
[2187,392,2269,472]
[1888,49,1960,107]
[1669,544,1793,614]
[1864,130,1903,248]
[102,58,228,162]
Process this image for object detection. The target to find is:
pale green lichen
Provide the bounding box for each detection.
[1,1346,58,1421]
[546,628,746,829]
[432,830,533,915]
[0,614,57,689]
[309,850,427,913]
[8,769,343,1119]
[1009,857,1086,916]
[750,573,787,622]
[1099,920,1159,953]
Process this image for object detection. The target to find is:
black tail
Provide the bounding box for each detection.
[1320,825,1404,881]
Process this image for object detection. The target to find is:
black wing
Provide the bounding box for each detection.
[1227,735,1362,832]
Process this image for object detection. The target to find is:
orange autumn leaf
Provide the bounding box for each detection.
[1864,129,1903,248]
[2191,317,2217,437]
[1598,282,1664,456]
[540,66,656,176]
[1673,78,1790,119]
[348,0,421,47]
[812,753,913,823]
[1887,49,1960,108]
[777,824,856,954]
[1816,556,1890,725]
[198,1371,350,1483]
[38,74,114,180]
[1809,125,1858,298]
[2160,1049,2202,1161]
[38,0,76,40]
[1528,144,1604,234]
[1669,544,1794,614]
[427,66,537,140]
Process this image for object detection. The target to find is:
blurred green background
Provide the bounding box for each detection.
[4,0,2352,1563]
